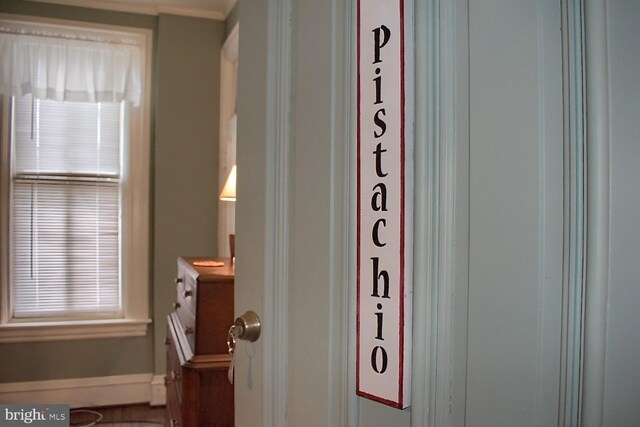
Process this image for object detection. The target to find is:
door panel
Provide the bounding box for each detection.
[234,0,269,425]
[235,0,566,426]
[235,0,351,426]
[466,0,564,426]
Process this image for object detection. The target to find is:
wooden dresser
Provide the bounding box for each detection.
[165,257,234,427]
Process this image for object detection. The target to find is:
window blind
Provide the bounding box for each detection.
[11,95,123,318]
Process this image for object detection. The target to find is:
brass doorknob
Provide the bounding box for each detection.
[233,311,261,342]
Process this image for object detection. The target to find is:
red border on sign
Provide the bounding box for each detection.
[398,0,406,408]
[355,0,406,409]
[355,0,362,398]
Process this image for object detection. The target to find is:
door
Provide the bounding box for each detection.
[233,0,570,426]
[233,0,351,425]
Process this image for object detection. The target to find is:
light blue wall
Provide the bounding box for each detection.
[153,12,224,375]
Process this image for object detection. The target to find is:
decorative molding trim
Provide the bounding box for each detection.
[223,0,239,20]
[222,23,239,63]
[263,0,292,425]
[345,1,361,424]
[19,0,226,20]
[449,1,471,426]
[21,0,160,16]
[217,21,239,258]
[0,374,163,408]
[157,5,224,20]
[581,0,610,425]
[0,318,151,343]
[331,0,352,424]
[0,98,10,327]
[559,0,586,425]
[410,0,459,425]
[411,0,437,423]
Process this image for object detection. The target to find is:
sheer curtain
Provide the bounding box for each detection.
[0,32,141,106]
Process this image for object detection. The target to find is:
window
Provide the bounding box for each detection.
[12,95,123,318]
[0,17,152,342]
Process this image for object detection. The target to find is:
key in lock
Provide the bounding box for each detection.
[226,311,261,384]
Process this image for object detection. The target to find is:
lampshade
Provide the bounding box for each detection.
[219,164,237,201]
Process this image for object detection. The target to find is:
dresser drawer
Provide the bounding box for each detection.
[166,383,181,427]
[178,310,196,354]
[175,272,197,315]
[165,324,182,427]
[173,257,234,355]
[166,325,183,404]
[166,316,234,427]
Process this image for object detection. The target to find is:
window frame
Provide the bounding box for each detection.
[0,15,152,343]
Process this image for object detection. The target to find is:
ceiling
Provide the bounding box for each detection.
[21,0,237,20]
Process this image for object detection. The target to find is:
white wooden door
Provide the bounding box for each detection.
[233,0,574,426]
[234,0,351,425]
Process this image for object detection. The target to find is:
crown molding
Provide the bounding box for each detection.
[157,5,224,20]
[223,0,238,19]
[20,0,228,20]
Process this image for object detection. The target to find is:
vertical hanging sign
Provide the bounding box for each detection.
[356,0,413,409]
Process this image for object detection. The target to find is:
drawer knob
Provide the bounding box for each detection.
[173,302,181,309]
[175,277,183,284]
[164,337,171,346]
[184,326,194,335]
[184,290,193,298]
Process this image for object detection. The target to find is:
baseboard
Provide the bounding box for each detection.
[149,374,167,406]
[0,373,166,408]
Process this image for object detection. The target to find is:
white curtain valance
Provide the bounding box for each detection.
[0,33,141,106]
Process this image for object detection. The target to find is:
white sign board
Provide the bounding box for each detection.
[356,0,413,409]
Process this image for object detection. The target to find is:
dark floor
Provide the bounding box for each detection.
[69,404,165,427]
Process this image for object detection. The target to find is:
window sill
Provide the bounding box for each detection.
[0,318,152,343]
